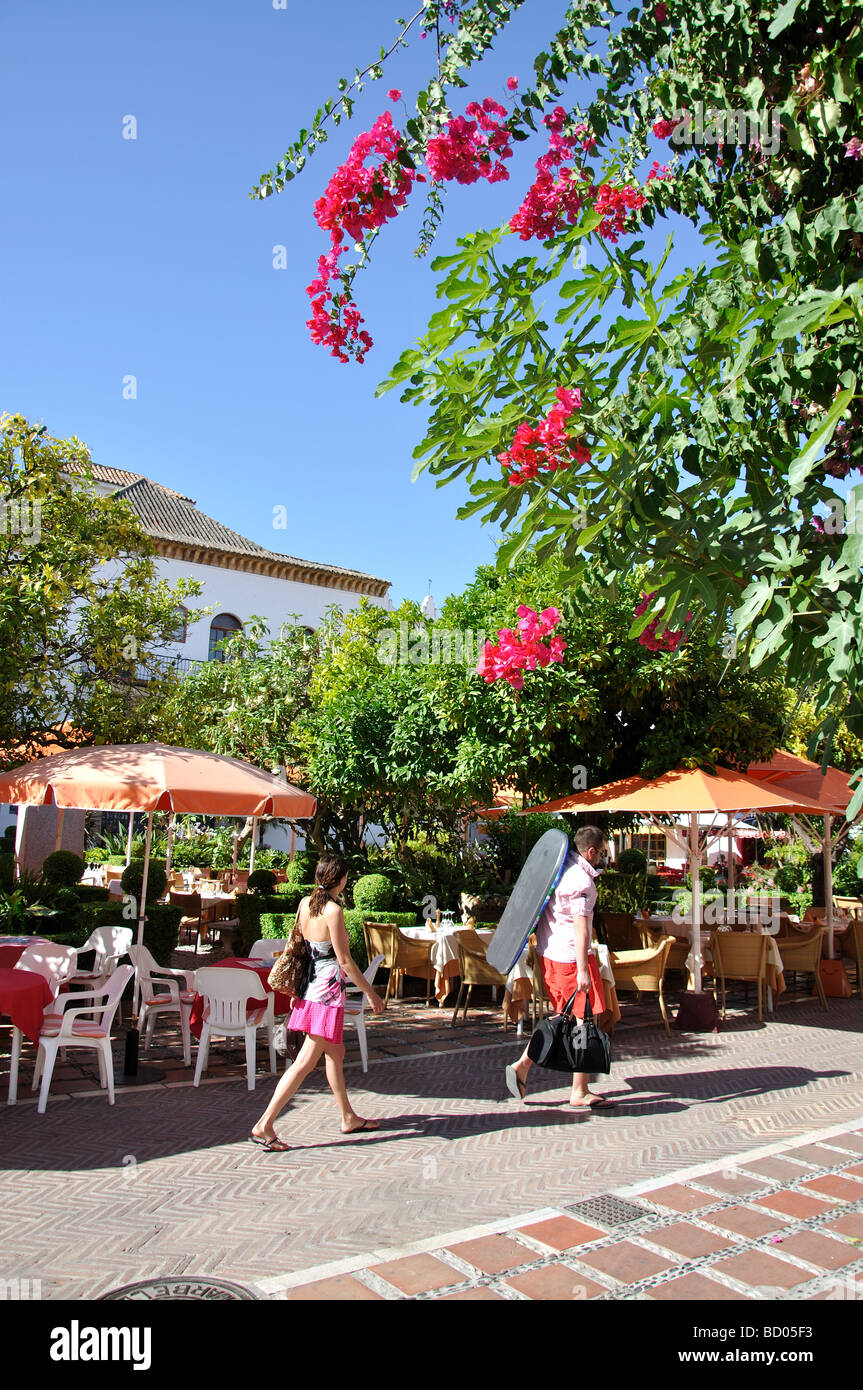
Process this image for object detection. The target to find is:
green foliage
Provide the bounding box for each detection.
[352,873,394,911]
[120,860,168,904]
[84,845,107,864]
[616,847,647,875]
[41,850,85,886]
[343,909,419,971]
[247,868,278,895]
[0,853,14,893]
[0,415,203,765]
[285,851,318,883]
[596,870,647,912]
[73,885,110,904]
[0,889,38,930]
[272,1,863,810]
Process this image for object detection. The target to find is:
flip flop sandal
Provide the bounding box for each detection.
[505,1065,526,1101]
[341,1119,379,1134]
[250,1134,290,1151]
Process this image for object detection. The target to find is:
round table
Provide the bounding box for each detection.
[0,965,54,1104]
[188,957,292,1038]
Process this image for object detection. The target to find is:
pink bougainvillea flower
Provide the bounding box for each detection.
[426,98,513,185]
[306,110,419,361]
[507,76,519,91]
[845,136,863,159]
[388,89,402,102]
[477,607,567,689]
[498,388,589,485]
[655,2,668,20]
[634,591,692,653]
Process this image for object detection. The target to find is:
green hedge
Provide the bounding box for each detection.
[596,871,647,913]
[85,901,181,966]
[72,885,110,904]
[258,907,418,971]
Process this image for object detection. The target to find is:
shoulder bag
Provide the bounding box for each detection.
[526,989,611,1074]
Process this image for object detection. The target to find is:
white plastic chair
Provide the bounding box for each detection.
[249,938,287,961]
[14,943,77,991]
[7,944,79,1105]
[32,964,134,1113]
[343,954,384,1073]
[129,945,196,1067]
[192,967,276,1092]
[68,927,133,989]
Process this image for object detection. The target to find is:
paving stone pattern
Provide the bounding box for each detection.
[1,985,863,1301]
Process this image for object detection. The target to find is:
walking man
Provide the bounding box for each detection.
[505,825,612,1108]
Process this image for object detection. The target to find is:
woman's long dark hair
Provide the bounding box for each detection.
[308,853,348,919]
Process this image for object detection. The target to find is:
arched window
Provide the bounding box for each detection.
[208,613,242,662]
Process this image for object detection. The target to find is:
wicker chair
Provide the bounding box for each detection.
[169,890,205,948]
[609,937,673,1035]
[777,927,827,1010]
[710,931,769,1021]
[451,936,510,1027]
[597,912,642,952]
[363,923,433,1004]
[839,919,863,996]
[834,896,863,919]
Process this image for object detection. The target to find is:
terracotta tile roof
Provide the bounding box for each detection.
[113,477,389,594]
[64,461,195,504]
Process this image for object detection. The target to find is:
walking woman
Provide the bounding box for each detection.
[251,852,385,1152]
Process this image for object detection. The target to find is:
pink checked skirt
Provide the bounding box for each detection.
[288,998,344,1044]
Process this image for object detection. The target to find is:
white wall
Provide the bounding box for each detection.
[98,553,388,665]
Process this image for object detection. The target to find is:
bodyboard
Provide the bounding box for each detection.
[486,827,570,975]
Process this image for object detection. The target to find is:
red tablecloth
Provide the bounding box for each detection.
[0,967,53,1043]
[188,958,292,1038]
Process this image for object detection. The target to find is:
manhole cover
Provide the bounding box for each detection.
[101,1278,256,1301]
[565,1195,649,1228]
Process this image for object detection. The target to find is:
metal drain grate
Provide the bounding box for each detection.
[565,1195,650,1228]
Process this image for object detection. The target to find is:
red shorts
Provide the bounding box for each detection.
[540,954,606,1019]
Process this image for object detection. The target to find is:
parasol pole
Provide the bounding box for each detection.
[824,812,834,957]
[165,812,175,876]
[249,817,257,874]
[133,812,153,1009]
[727,814,736,909]
[690,811,702,993]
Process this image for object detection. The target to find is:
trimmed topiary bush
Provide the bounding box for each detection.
[617,847,648,875]
[353,874,394,912]
[247,868,278,895]
[121,859,168,904]
[41,850,85,887]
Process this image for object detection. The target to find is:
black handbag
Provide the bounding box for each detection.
[526,989,611,1074]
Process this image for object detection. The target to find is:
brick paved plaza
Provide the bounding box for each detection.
[2,970,863,1303]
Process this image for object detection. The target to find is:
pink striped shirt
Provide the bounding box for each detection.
[534,851,598,963]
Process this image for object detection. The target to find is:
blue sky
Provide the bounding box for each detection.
[1,0,708,611]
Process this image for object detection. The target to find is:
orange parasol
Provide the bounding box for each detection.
[0,741,315,817]
[0,743,316,1033]
[524,765,830,997]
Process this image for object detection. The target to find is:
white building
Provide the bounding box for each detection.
[72,463,391,666]
[2,464,391,857]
